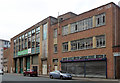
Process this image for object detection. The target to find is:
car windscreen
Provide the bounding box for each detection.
[60,71,66,73]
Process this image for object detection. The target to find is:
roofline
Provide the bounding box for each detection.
[78,2,116,16]
[11,2,118,40]
[52,2,118,25]
[11,16,56,40]
[0,39,10,42]
[58,12,77,18]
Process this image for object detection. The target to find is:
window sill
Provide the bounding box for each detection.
[62,24,106,37]
[96,46,106,49]
[62,51,69,53]
[62,46,106,53]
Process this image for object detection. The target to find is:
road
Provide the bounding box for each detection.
[1,73,120,83]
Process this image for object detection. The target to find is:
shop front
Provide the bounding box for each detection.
[113,52,120,79]
[61,55,107,78]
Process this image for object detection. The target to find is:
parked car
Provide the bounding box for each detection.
[49,70,72,79]
[23,69,38,77]
[0,69,4,75]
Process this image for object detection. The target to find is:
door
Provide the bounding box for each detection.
[15,60,18,73]
[42,65,47,74]
[54,66,58,71]
[33,66,38,72]
[20,58,23,73]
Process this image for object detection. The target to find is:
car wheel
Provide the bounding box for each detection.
[50,75,53,79]
[60,76,63,79]
[69,78,72,80]
[23,73,26,76]
[28,74,31,77]
[34,74,37,77]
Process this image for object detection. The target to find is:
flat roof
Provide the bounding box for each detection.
[0,39,10,42]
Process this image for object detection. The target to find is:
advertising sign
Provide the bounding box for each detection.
[113,52,120,56]
[18,48,31,56]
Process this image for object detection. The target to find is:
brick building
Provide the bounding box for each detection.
[3,48,12,73]
[11,2,120,79]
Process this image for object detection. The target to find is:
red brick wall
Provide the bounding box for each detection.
[3,48,12,73]
[49,3,115,78]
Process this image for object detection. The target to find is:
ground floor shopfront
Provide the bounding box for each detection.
[51,54,120,79]
[13,54,48,75]
[60,55,107,78]
[13,53,120,79]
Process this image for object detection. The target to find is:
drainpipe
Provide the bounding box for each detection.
[113,4,117,79]
[114,5,117,46]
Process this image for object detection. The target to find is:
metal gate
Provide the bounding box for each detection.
[61,60,107,78]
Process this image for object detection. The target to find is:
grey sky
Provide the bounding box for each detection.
[0,0,119,41]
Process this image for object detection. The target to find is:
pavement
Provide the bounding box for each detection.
[39,74,120,82]
[2,73,120,83]
[10,73,120,82]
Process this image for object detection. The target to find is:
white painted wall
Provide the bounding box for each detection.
[0,40,10,70]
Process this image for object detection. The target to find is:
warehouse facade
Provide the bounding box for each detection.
[11,2,120,79]
[11,17,58,74]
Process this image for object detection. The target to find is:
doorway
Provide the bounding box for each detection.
[33,66,38,72]
[54,65,58,71]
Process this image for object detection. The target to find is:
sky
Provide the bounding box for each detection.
[0,0,119,41]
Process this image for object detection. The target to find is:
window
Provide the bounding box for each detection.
[1,48,3,52]
[71,22,78,33]
[54,29,57,38]
[32,29,35,35]
[54,44,57,53]
[36,27,40,33]
[36,27,40,47]
[96,55,104,58]
[71,17,93,34]
[43,23,48,40]
[80,56,87,59]
[62,25,68,35]
[32,29,35,48]
[36,36,40,47]
[71,41,78,51]
[96,35,105,48]
[68,57,74,60]
[19,37,21,51]
[28,31,31,37]
[53,59,58,63]
[62,42,68,52]
[16,37,19,53]
[24,33,27,49]
[62,58,67,61]
[87,55,95,59]
[21,35,24,50]
[14,39,16,56]
[32,38,35,48]
[96,13,105,27]
[28,31,31,48]
[74,57,79,60]
[84,38,93,49]
[71,37,93,51]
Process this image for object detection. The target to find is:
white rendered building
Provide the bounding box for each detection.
[0,39,10,70]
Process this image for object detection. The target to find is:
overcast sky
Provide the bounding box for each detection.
[0,0,119,41]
